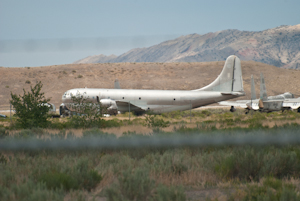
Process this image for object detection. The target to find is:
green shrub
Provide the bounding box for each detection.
[66,112,121,129]
[82,128,116,139]
[105,168,186,201]
[105,168,155,201]
[171,163,188,175]
[144,149,189,176]
[0,167,15,188]
[73,159,102,191]
[81,170,102,192]
[0,179,64,201]
[200,110,211,116]
[119,169,154,200]
[102,118,122,128]
[100,154,134,175]
[13,129,35,139]
[10,81,51,129]
[49,119,72,130]
[0,154,7,164]
[0,127,9,138]
[145,115,170,128]
[105,185,123,201]
[218,112,234,120]
[65,96,114,129]
[39,171,77,191]
[212,146,300,181]
[241,177,300,201]
[153,184,186,201]
[161,110,183,119]
[38,159,102,192]
[223,118,234,126]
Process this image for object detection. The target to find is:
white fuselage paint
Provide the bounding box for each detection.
[62,88,238,114]
[61,55,245,114]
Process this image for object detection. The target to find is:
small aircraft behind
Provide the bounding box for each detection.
[60,55,245,116]
[219,73,300,113]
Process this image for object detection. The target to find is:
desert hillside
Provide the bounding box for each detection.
[75,24,300,69]
[1,60,300,110]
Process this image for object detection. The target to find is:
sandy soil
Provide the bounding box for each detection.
[1,61,299,111]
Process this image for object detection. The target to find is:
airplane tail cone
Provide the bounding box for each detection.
[259,99,264,109]
[197,55,244,93]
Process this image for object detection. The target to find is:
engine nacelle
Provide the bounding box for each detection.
[100,99,118,110]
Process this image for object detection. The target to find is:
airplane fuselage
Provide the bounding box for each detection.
[61,55,245,115]
[62,88,239,114]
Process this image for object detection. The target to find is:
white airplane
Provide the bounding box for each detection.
[219,73,300,113]
[60,55,245,115]
[282,98,300,113]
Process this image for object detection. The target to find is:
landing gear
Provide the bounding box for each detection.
[133,111,145,116]
[108,109,118,116]
[230,106,236,112]
[59,103,70,117]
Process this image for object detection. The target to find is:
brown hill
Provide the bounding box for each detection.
[75,24,300,69]
[1,60,300,110]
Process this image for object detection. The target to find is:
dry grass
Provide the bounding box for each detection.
[1,109,300,200]
[1,61,300,111]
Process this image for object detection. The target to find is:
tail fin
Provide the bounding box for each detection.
[260,73,268,101]
[114,79,121,89]
[196,55,244,93]
[251,75,256,100]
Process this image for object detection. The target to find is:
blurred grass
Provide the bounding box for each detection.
[1,109,300,200]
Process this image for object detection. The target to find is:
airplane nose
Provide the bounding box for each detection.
[62,93,71,103]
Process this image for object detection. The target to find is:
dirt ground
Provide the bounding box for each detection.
[2,61,300,200]
[1,60,300,111]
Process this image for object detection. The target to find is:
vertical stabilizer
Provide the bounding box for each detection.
[197,55,244,93]
[260,73,268,101]
[114,79,121,89]
[251,75,256,100]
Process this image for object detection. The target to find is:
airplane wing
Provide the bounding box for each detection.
[218,101,249,108]
[115,101,148,112]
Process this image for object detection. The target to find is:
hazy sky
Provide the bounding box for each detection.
[1,0,299,67]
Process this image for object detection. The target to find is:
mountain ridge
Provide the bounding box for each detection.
[74,24,300,69]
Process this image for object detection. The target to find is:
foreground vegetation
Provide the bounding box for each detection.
[1,109,300,200]
[4,72,300,200]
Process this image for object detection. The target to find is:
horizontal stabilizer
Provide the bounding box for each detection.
[218,101,249,108]
[221,92,245,96]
